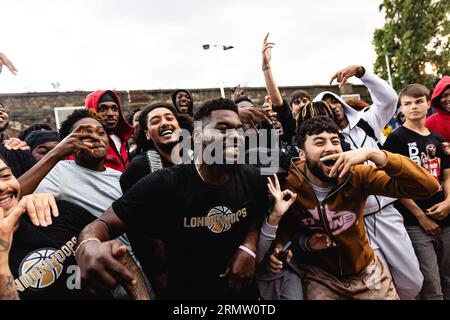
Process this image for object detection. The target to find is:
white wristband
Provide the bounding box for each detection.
[239,245,256,258]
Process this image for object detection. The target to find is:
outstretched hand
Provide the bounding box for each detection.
[0,52,18,75]
[262,32,275,67]
[329,65,364,88]
[267,174,297,222]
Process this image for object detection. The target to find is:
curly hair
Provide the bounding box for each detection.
[59,108,105,139]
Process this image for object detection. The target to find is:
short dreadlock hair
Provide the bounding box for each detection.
[296,100,335,131]
[59,108,105,139]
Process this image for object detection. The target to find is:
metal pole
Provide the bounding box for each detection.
[385,53,393,87]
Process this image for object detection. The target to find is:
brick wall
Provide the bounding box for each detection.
[0,84,369,137]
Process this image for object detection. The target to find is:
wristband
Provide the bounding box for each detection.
[74,238,101,257]
[262,64,271,72]
[238,245,256,258]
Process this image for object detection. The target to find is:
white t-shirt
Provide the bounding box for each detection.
[35,160,122,218]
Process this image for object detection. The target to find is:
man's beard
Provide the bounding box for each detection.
[0,121,9,133]
[305,156,337,184]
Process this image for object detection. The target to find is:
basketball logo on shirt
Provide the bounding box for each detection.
[18,248,63,290]
[207,206,233,233]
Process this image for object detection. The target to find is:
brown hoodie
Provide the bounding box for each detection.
[276,151,439,277]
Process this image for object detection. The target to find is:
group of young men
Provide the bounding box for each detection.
[0,34,449,301]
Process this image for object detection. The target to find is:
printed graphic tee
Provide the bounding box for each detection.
[9,200,111,300]
[383,126,450,227]
[113,163,268,299]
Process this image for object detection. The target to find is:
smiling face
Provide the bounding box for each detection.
[0,158,20,218]
[175,91,191,114]
[197,109,244,165]
[322,95,347,128]
[144,107,180,148]
[300,131,343,184]
[0,104,10,133]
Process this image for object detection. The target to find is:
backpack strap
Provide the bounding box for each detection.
[145,149,164,173]
[356,118,383,149]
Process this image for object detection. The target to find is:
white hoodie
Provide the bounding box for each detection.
[314,69,398,214]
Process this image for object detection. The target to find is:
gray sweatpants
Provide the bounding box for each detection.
[364,204,423,300]
[406,225,450,300]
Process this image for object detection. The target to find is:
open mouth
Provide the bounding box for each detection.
[322,159,336,170]
[0,191,16,207]
[159,129,174,137]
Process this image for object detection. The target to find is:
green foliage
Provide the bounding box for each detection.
[373,0,450,90]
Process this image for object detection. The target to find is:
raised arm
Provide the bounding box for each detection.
[0,52,18,75]
[262,33,283,107]
[330,64,398,134]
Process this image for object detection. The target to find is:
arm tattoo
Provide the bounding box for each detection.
[0,274,20,300]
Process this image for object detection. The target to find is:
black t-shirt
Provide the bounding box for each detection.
[113,164,268,299]
[274,99,296,144]
[9,200,111,300]
[120,152,174,193]
[383,126,450,227]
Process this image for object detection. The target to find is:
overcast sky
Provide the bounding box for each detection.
[0,0,386,93]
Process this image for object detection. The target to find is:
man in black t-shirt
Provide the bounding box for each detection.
[384,83,450,300]
[75,98,269,299]
[0,153,101,300]
[0,154,149,300]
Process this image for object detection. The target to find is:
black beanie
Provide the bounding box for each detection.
[25,130,61,151]
[99,92,118,104]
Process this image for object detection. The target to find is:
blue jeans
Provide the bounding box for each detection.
[406,225,450,300]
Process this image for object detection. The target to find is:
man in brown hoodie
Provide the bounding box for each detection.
[269,116,439,300]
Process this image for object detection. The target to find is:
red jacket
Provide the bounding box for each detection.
[85,90,133,172]
[425,76,450,142]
